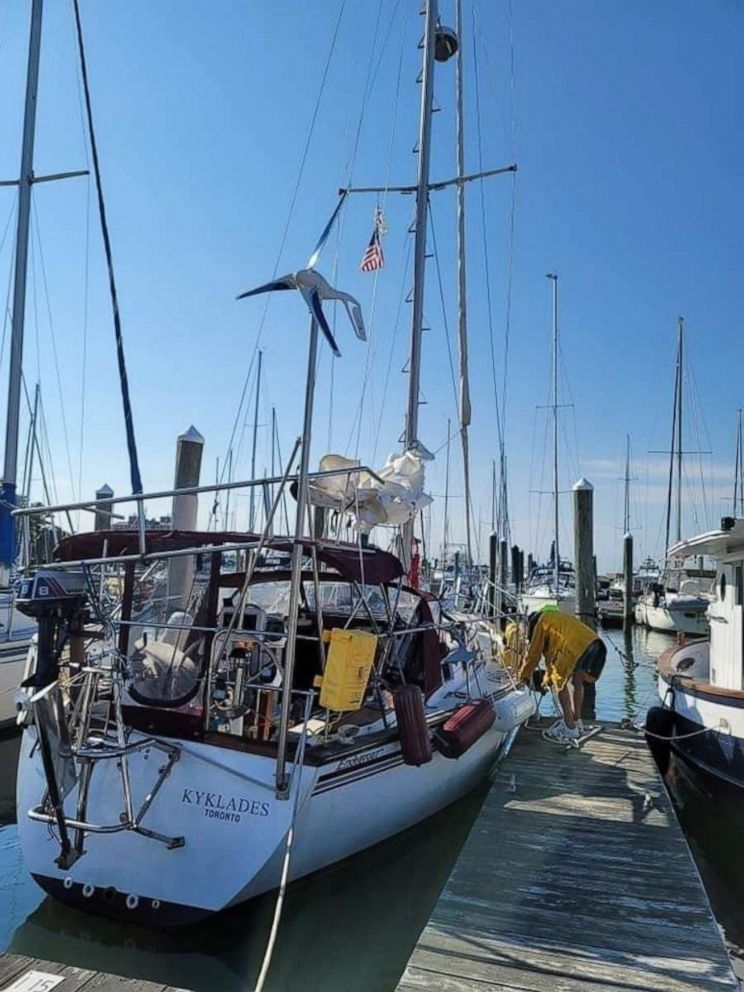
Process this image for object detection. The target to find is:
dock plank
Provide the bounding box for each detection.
[396,723,738,991]
[0,954,173,992]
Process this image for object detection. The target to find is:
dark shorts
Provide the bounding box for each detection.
[574,639,607,681]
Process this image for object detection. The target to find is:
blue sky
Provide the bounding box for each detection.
[0,0,741,571]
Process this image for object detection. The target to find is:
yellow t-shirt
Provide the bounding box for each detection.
[518,612,598,691]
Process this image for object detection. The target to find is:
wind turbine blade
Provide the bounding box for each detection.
[302,288,341,357]
[306,193,347,270]
[236,277,294,301]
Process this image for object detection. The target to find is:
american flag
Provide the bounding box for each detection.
[359,208,385,272]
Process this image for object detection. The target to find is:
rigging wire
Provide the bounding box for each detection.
[73,0,143,495]
[686,359,712,530]
[71,13,93,525]
[349,2,407,459]
[471,13,503,456]
[0,209,16,380]
[221,0,349,483]
[31,201,78,505]
[370,233,412,464]
[427,202,461,420]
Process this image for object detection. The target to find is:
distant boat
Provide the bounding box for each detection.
[635,318,712,635]
[522,558,576,617]
[520,275,576,617]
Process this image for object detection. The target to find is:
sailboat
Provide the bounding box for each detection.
[521,273,576,615]
[15,0,534,924]
[635,318,713,635]
[0,2,82,728]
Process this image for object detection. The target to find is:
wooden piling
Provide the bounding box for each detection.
[510,545,520,593]
[623,530,634,630]
[167,426,204,612]
[573,477,596,630]
[93,484,113,532]
[488,532,498,617]
[499,538,508,591]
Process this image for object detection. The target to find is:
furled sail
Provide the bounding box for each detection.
[308,447,433,532]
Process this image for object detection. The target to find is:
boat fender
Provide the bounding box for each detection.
[645,705,674,776]
[393,686,432,766]
[435,699,495,759]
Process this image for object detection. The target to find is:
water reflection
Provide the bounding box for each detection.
[666,754,744,972]
[0,730,20,826]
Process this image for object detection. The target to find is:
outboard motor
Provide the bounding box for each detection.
[15,569,88,688]
[15,569,88,869]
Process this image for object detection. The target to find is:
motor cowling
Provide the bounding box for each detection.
[15,569,88,689]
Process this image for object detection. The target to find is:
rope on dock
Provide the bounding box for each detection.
[620,716,719,741]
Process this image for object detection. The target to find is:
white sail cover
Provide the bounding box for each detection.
[309,447,433,533]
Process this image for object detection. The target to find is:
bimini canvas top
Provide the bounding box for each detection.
[53,530,405,586]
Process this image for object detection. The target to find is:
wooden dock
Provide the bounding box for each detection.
[397,722,739,992]
[0,954,185,992]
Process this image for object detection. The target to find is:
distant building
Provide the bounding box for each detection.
[112,514,172,532]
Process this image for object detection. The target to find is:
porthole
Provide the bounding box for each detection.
[720,573,727,602]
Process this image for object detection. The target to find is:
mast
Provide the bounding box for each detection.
[676,316,683,543]
[734,409,744,516]
[663,356,677,557]
[454,0,472,568]
[401,0,438,565]
[623,434,631,535]
[0,0,43,572]
[442,417,451,563]
[546,273,560,594]
[248,349,262,531]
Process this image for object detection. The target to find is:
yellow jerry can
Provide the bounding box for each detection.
[319,628,378,711]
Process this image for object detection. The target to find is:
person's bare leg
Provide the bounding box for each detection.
[571,672,585,728]
[558,685,575,728]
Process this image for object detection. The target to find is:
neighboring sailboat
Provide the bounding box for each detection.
[15,0,534,924]
[635,318,713,635]
[522,273,576,615]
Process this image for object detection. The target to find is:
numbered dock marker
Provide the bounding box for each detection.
[4,971,65,992]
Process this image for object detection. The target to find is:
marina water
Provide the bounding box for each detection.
[1,627,739,990]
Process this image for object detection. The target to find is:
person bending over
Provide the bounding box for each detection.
[518,609,606,743]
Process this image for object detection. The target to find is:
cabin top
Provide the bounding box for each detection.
[669,519,744,564]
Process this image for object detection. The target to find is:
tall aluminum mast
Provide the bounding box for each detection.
[404,0,437,453]
[400,0,438,566]
[676,316,684,543]
[0,0,43,572]
[623,434,631,535]
[454,0,472,568]
[546,273,560,596]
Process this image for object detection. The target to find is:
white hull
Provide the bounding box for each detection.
[635,598,709,635]
[17,684,533,924]
[0,592,34,728]
[0,648,27,728]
